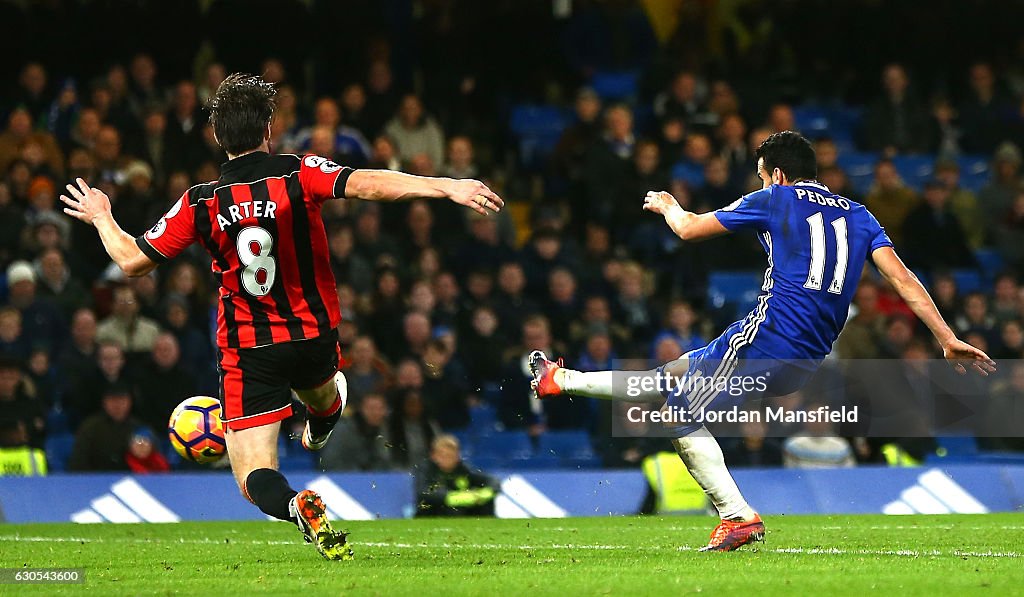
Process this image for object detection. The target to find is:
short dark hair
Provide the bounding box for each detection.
[207,73,277,156]
[755,131,817,182]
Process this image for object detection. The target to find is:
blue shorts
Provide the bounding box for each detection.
[661,320,820,435]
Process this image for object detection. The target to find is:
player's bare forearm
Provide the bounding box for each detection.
[345,170,450,201]
[885,262,955,345]
[873,246,995,375]
[643,191,728,241]
[662,206,699,240]
[94,214,157,277]
[345,170,503,215]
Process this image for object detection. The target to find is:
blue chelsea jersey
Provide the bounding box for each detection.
[713,182,893,359]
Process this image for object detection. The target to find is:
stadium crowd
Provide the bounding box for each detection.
[1,0,1024,477]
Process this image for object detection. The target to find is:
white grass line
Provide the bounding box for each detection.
[866,525,1024,531]
[1,535,1019,559]
[360,542,633,550]
[611,525,1024,532]
[0,535,297,546]
[769,547,1022,559]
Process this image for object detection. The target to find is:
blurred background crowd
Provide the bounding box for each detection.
[1,0,1024,477]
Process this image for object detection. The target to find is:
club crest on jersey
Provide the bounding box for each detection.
[304,155,342,174]
[146,219,167,239]
[146,196,184,239]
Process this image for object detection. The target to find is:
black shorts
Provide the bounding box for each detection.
[218,332,342,430]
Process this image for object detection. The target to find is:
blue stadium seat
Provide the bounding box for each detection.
[465,455,505,471]
[470,404,498,433]
[927,436,981,463]
[478,381,502,405]
[835,151,879,195]
[707,271,763,317]
[277,436,317,471]
[510,454,561,469]
[957,154,990,192]
[278,452,315,471]
[518,132,562,171]
[891,155,935,191]
[951,269,984,294]
[793,104,863,152]
[590,70,640,101]
[938,435,979,455]
[452,430,475,457]
[671,161,705,188]
[562,455,603,469]
[44,433,76,472]
[631,104,655,134]
[977,452,1024,465]
[473,430,534,460]
[45,408,70,435]
[973,248,1004,278]
[165,446,185,469]
[825,106,863,147]
[830,137,856,154]
[538,431,595,461]
[792,106,831,139]
[509,105,571,137]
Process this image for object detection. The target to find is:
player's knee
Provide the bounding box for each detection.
[295,372,342,411]
[672,427,725,464]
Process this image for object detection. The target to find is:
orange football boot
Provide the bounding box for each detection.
[528,350,564,399]
[699,514,766,552]
[290,489,354,560]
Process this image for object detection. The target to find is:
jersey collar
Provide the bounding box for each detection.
[795,180,831,192]
[220,151,270,175]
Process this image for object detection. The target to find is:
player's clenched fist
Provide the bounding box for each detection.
[642,190,680,216]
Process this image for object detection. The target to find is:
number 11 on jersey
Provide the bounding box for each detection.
[804,212,848,294]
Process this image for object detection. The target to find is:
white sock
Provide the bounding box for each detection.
[561,369,616,399]
[561,369,666,401]
[672,427,756,521]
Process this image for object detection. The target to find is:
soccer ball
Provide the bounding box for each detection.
[168,396,227,464]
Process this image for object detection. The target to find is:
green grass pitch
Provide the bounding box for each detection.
[2,514,1023,595]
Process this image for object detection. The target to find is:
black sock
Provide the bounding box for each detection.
[245,468,298,522]
[307,396,343,439]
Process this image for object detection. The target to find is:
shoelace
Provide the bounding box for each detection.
[707,520,736,544]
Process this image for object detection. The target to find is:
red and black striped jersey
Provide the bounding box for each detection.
[136,152,353,349]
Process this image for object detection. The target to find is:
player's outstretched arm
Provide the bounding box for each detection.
[872,246,996,376]
[344,170,503,215]
[642,191,729,241]
[60,178,157,278]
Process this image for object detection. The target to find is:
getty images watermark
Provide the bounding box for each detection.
[620,365,857,428]
[606,358,1016,439]
[625,402,859,426]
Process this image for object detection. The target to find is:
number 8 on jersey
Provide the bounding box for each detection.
[237,226,276,297]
